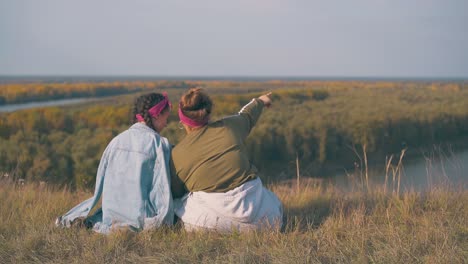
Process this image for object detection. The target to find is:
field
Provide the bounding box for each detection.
[0,175,466,263]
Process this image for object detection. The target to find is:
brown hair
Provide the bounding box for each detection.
[179,88,213,123]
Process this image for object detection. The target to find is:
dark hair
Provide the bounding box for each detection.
[179,88,213,124]
[132,93,169,131]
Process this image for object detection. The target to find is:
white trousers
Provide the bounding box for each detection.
[174,177,283,232]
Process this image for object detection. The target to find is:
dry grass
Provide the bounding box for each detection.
[0,177,467,264]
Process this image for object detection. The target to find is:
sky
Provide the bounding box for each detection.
[1,0,467,78]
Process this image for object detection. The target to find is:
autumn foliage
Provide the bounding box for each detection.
[0,80,467,189]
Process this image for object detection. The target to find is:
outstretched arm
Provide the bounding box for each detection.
[229,92,273,140]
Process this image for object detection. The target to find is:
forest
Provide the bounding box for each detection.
[0,80,467,189]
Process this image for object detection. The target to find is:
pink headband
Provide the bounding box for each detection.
[136,92,172,122]
[178,103,209,128]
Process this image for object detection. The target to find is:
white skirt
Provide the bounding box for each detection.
[174,177,283,232]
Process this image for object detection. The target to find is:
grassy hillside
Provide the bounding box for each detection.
[0,175,466,263]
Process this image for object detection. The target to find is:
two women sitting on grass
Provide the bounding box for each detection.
[56,89,282,233]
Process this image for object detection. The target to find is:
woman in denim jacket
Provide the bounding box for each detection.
[56,92,174,234]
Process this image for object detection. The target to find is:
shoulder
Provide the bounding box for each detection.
[106,128,130,148]
[110,124,171,156]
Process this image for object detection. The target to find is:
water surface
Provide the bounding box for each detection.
[0,98,97,112]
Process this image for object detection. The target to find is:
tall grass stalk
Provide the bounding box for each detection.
[384,154,394,195]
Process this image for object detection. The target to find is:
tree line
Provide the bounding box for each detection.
[4,79,459,105]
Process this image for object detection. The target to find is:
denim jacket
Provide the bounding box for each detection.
[56,123,174,233]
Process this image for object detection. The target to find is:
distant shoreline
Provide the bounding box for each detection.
[1,75,467,84]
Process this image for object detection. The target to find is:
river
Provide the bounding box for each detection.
[0,98,97,112]
[399,149,468,190]
[333,148,468,191]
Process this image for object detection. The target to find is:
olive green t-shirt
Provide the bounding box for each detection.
[171,98,264,198]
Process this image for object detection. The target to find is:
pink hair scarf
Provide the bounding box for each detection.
[178,103,209,128]
[135,92,172,122]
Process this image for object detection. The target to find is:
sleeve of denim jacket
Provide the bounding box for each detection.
[145,136,174,228]
[55,144,110,227]
[223,98,264,141]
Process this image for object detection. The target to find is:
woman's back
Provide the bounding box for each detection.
[99,123,172,231]
[171,98,266,197]
[171,117,257,195]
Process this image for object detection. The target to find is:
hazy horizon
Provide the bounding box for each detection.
[2,74,467,82]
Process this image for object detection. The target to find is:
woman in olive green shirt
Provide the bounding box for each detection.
[171,88,283,232]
